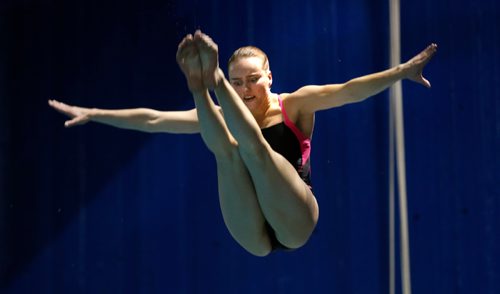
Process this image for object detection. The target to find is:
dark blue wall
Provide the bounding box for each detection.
[401,1,500,293]
[1,0,498,293]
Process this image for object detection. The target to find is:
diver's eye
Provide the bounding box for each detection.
[248,76,260,83]
[231,80,243,87]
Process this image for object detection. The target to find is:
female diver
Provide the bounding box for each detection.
[49,30,436,256]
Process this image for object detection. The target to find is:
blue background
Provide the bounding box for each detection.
[1,0,498,293]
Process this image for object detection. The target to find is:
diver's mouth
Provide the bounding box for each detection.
[243,96,256,102]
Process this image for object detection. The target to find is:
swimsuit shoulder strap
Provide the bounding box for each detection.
[278,95,308,141]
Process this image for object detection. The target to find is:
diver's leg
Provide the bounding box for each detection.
[177,34,272,256]
[195,31,319,248]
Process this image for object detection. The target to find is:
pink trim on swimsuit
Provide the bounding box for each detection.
[278,96,311,167]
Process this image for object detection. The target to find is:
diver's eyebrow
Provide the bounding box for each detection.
[230,73,261,81]
[242,73,261,80]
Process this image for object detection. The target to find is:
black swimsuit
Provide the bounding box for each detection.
[260,96,313,250]
[261,96,312,187]
[261,122,312,188]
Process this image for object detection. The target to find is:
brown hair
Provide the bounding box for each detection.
[227,46,270,71]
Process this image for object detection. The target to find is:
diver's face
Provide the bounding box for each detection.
[228,57,272,110]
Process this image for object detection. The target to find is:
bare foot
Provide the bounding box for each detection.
[405,43,438,88]
[193,30,223,89]
[176,34,205,93]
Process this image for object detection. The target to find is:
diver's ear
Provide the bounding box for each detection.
[268,71,273,88]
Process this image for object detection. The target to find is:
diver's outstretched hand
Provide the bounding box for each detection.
[48,99,92,127]
[404,43,438,88]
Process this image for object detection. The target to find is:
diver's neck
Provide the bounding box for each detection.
[251,93,279,127]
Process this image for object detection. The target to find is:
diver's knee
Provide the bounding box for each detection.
[244,242,272,257]
[237,232,273,257]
